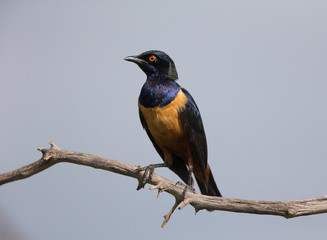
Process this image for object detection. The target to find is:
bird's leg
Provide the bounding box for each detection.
[181,168,195,199]
[135,163,168,190]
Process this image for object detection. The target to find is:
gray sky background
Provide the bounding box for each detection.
[1,1,327,239]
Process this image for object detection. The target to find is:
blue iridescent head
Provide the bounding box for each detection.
[124,50,178,81]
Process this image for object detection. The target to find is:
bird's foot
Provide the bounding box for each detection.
[135,163,167,190]
[174,181,195,200]
[181,184,195,200]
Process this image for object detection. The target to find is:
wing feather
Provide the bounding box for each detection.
[179,88,208,176]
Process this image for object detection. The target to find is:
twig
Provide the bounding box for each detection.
[1,141,327,227]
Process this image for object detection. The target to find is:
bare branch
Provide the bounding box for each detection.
[1,141,327,227]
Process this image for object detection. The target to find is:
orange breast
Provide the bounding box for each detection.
[139,89,188,155]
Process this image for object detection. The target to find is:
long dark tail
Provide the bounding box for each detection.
[168,155,222,197]
[195,168,222,197]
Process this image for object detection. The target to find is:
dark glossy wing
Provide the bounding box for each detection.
[180,88,222,196]
[179,88,208,174]
[139,108,190,183]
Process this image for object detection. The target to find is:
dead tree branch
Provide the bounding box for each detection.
[1,141,327,227]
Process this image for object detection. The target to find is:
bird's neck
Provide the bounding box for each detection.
[147,72,167,81]
[139,79,180,108]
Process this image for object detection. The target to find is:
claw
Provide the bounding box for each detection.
[181,184,195,200]
[134,166,147,172]
[175,181,185,187]
[135,163,167,190]
[174,181,195,200]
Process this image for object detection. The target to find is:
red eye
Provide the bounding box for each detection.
[149,55,156,62]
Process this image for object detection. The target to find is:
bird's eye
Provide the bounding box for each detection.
[149,55,156,62]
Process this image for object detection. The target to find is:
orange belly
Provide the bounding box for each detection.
[139,89,188,157]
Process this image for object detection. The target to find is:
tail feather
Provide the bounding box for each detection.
[168,155,222,197]
[195,168,222,197]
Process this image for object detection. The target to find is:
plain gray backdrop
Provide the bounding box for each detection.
[1,1,326,239]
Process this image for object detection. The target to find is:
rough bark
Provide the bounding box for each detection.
[1,141,326,228]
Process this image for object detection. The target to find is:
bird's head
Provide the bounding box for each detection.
[124,50,178,81]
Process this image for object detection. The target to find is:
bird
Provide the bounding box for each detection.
[124,50,222,197]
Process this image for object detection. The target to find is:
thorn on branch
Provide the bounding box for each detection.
[37,141,60,160]
[49,141,60,150]
[178,197,191,210]
[161,197,182,228]
[37,147,50,160]
[149,184,168,198]
[194,208,200,215]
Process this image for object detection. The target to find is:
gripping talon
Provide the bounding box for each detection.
[181,184,195,200]
[134,166,147,172]
[135,163,167,190]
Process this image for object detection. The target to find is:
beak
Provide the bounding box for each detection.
[124,56,147,66]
